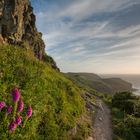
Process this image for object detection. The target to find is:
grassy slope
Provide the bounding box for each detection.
[66,73,133,94]
[103,78,132,93]
[0,45,85,140]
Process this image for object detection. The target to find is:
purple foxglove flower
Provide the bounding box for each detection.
[17,100,24,112]
[8,121,17,131]
[7,105,13,114]
[11,87,21,102]
[15,115,22,125]
[26,105,32,118]
[0,101,6,109]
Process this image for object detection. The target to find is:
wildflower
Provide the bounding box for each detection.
[23,105,33,128]
[0,101,6,109]
[11,87,20,102]
[15,115,22,125]
[7,105,13,114]
[26,105,32,118]
[17,100,24,112]
[8,121,17,131]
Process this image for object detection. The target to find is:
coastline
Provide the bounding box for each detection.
[100,74,140,96]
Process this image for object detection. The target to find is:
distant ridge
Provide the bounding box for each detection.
[66,73,133,94]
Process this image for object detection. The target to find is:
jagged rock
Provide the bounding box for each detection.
[0,0,59,70]
[0,0,45,60]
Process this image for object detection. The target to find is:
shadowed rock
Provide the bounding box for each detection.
[0,0,45,60]
[0,0,59,70]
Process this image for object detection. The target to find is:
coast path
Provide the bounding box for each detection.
[93,98,112,140]
[86,97,112,140]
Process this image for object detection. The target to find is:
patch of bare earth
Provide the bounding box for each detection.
[85,94,112,140]
[93,98,112,140]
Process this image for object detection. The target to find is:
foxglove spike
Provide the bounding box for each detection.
[8,121,17,131]
[7,105,13,114]
[15,115,22,125]
[0,101,6,109]
[18,100,24,112]
[11,87,21,102]
[26,105,32,118]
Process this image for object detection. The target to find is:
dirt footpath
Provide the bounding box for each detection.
[93,98,112,140]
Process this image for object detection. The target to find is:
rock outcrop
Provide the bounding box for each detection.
[0,0,45,60]
[0,0,59,70]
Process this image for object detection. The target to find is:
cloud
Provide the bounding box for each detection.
[31,0,140,74]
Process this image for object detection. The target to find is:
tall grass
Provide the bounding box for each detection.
[0,45,85,139]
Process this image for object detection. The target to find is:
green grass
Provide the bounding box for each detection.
[65,73,132,94]
[0,45,85,139]
[111,92,140,140]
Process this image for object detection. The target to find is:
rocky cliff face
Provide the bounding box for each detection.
[0,0,45,60]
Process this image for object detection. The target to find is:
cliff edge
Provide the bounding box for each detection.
[0,0,46,59]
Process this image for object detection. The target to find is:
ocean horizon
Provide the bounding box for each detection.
[100,74,140,96]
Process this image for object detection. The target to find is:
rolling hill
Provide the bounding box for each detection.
[66,73,133,94]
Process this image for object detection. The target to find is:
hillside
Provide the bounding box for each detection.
[0,1,94,139]
[66,73,133,94]
[0,45,87,139]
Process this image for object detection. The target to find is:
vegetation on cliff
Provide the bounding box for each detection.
[0,45,86,139]
[0,0,45,59]
[109,92,140,140]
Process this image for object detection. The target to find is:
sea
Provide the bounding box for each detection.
[100,74,140,96]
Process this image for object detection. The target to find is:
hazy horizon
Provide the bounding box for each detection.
[31,0,140,74]
[66,72,140,75]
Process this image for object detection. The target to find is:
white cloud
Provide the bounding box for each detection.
[34,0,140,74]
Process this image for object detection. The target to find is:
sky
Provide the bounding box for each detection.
[31,0,140,74]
